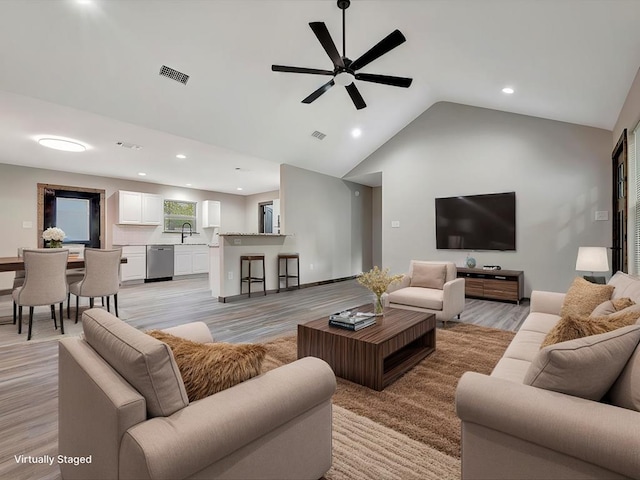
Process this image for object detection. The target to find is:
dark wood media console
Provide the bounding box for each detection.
[457,268,524,304]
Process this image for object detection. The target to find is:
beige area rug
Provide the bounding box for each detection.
[262,323,515,463]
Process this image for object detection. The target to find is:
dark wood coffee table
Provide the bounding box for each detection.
[297,306,436,391]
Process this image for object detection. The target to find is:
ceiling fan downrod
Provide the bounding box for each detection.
[338,0,350,58]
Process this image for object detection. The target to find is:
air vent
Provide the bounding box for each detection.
[159,65,190,85]
[311,130,326,140]
[116,142,142,150]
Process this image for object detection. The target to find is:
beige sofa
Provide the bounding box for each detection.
[456,272,640,479]
[386,260,465,325]
[58,309,336,480]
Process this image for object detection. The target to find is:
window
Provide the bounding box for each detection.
[164,200,197,232]
[56,198,90,242]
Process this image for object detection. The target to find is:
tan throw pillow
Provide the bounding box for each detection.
[147,330,266,402]
[524,325,640,400]
[560,277,614,317]
[410,263,446,289]
[590,297,635,317]
[541,312,640,348]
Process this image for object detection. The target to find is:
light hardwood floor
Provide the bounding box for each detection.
[0,276,530,480]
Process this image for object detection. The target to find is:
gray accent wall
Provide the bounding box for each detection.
[280,164,373,285]
[345,102,612,295]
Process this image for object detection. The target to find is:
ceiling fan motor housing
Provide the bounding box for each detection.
[337,0,350,10]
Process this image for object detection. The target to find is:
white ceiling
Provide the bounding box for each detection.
[0,0,639,195]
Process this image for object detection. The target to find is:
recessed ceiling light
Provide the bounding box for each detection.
[351,128,362,138]
[502,87,515,94]
[176,154,186,159]
[76,0,92,4]
[138,172,147,176]
[37,137,88,152]
[236,187,243,191]
[186,183,192,187]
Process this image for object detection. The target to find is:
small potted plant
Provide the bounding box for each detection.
[42,227,66,248]
[357,266,404,315]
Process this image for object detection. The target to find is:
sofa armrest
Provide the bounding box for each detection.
[456,372,640,478]
[161,321,213,343]
[442,277,465,318]
[119,356,336,480]
[530,290,565,315]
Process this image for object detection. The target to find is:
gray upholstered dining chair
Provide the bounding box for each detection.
[12,248,69,341]
[69,248,122,323]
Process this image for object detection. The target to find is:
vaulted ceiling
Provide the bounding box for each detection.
[0,0,639,194]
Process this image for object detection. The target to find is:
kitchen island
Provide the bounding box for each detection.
[210,233,297,301]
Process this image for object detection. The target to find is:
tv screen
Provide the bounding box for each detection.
[435,192,516,251]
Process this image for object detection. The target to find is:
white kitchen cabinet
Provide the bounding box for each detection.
[272,199,280,234]
[120,246,146,281]
[202,200,221,228]
[117,191,163,225]
[174,245,209,276]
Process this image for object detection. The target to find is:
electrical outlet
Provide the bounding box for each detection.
[227,271,233,280]
[234,238,241,245]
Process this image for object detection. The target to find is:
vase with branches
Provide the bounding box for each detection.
[357,266,404,315]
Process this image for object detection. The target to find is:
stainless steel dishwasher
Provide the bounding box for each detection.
[146,245,174,282]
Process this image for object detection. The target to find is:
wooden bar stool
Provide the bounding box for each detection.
[240,254,266,297]
[277,253,300,292]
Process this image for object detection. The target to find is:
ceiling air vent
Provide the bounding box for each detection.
[159,65,190,85]
[311,130,326,140]
[116,142,142,150]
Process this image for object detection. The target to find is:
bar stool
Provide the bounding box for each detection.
[240,254,266,297]
[277,253,300,292]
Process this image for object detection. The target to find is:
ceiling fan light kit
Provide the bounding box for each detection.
[272,0,412,110]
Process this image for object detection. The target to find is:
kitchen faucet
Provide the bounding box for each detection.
[181,222,192,244]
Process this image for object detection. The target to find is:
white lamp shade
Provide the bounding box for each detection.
[575,247,609,272]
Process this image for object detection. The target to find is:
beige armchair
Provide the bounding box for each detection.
[58,309,336,480]
[386,260,465,326]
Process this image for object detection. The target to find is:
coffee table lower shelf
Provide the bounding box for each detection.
[297,308,436,391]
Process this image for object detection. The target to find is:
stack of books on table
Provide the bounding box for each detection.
[328,310,377,331]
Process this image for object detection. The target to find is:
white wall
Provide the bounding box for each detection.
[345,102,612,295]
[280,164,373,285]
[0,163,247,289]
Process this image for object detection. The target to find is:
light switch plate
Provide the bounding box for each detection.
[595,211,609,221]
[22,221,33,228]
[234,238,241,245]
[391,221,400,228]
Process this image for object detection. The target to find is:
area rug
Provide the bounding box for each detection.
[262,323,515,461]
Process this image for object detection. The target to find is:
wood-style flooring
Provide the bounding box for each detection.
[0,276,530,480]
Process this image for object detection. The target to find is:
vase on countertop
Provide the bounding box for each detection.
[48,240,63,248]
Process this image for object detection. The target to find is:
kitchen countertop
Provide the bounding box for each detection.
[218,233,288,237]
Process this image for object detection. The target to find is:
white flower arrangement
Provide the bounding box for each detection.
[42,227,66,242]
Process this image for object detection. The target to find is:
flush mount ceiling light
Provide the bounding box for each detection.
[236,187,243,191]
[37,137,88,152]
[502,87,515,94]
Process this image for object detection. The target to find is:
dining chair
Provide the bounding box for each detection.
[12,248,69,341]
[69,248,122,323]
[12,247,27,325]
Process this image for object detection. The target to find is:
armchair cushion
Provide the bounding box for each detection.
[147,330,266,401]
[82,309,189,418]
[410,263,446,289]
[524,325,640,400]
[387,286,443,310]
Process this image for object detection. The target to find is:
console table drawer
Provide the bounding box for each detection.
[484,279,518,300]
[465,278,484,297]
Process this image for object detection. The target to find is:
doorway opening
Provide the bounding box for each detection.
[259,201,273,234]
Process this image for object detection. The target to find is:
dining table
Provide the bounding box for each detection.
[0,255,128,272]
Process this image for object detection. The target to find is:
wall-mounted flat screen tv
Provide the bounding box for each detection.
[435,192,516,251]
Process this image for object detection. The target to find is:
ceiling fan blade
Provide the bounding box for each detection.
[302,79,336,104]
[309,22,345,69]
[349,29,406,71]
[272,65,334,75]
[355,73,413,88]
[345,83,367,110]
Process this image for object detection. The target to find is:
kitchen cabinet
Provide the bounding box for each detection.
[120,246,146,281]
[202,200,221,228]
[117,191,163,225]
[174,245,209,276]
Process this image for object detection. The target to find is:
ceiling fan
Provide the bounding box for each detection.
[271,0,412,110]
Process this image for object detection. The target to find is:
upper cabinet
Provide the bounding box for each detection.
[117,191,163,225]
[202,200,221,228]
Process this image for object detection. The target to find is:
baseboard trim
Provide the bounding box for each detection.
[219,275,357,303]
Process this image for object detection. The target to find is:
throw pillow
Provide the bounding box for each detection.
[559,277,614,317]
[410,263,446,289]
[147,330,266,402]
[607,345,640,411]
[541,311,640,348]
[524,325,640,401]
[590,297,635,317]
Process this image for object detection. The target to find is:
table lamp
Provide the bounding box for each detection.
[575,246,609,284]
